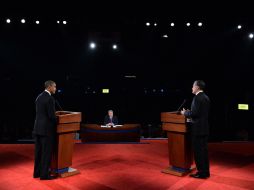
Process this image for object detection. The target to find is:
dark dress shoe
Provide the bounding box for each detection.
[189,173,199,177]
[189,173,209,179]
[40,176,57,180]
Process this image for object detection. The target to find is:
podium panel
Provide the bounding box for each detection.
[51,111,81,178]
[161,112,194,176]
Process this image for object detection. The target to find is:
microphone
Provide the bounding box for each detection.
[55,99,63,111]
[177,99,186,111]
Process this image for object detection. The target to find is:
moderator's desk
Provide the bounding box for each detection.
[80,124,140,142]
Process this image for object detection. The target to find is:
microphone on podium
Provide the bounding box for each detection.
[55,99,63,111]
[177,99,187,112]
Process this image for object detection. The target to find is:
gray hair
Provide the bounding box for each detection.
[194,80,206,90]
[44,80,56,89]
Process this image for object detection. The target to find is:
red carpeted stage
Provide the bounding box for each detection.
[0,140,254,190]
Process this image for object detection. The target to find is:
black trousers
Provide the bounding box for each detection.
[33,134,54,178]
[192,135,210,175]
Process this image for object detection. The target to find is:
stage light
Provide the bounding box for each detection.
[154,23,157,26]
[170,23,174,27]
[249,33,253,39]
[198,22,202,27]
[6,19,11,23]
[237,25,242,29]
[162,34,168,38]
[112,44,118,49]
[63,21,67,24]
[146,22,150,26]
[35,20,40,24]
[186,23,190,27]
[238,104,249,110]
[57,20,60,24]
[90,42,96,49]
[21,19,26,24]
[124,75,137,78]
[102,89,109,94]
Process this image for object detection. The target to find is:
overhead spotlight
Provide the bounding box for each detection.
[6,19,11,23]
[237,25,242,29]
[162,34,168,38]
[198,22,202,27]
[154,23,157,26]
[186,23,190,27]
[63,21,67,24]
[35,20,40,24]
[21,19,26,24]
[170,22,174,27]
[57,20,60,24]
[112,44,118,50]
[90,42,96,49]
[249,33,254,39]
[146,22,150,26]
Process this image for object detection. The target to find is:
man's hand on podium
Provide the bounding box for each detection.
[180,108,190,115]
[180,108,186,115]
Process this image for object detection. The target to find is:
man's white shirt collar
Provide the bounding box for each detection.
[196,90,203,95]
[45,90,51,96]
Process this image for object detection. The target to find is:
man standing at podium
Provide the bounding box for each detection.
[181,80,210,179]
[33,80,57,180]
[104,110,118,126]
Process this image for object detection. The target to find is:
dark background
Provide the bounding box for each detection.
[0,16,253,142]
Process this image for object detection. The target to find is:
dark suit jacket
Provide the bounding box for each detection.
[33,91,57,136]
[104,115,118,125]
[184,92,210,136]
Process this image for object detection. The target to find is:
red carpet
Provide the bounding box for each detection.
[0,140,254,190]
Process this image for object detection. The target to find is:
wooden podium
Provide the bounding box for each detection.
[51,111,82,178]
[161,112,194,176]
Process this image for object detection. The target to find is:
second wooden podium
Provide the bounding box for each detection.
[161,112,194,176]
[51,111,82,178]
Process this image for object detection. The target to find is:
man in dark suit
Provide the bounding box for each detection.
[33,80,57,180]
[181,80,210,179]
[104,110,118,126]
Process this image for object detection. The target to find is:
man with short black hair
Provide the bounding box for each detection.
[181,80,210,179]
[33,80,57,180]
